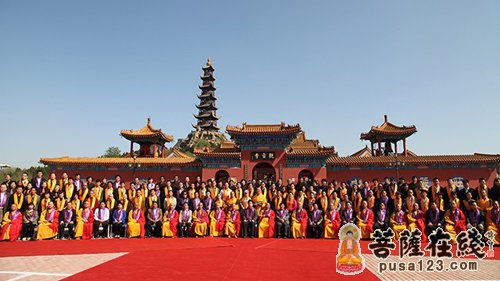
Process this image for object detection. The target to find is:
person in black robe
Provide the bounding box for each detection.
[241,201,258,238]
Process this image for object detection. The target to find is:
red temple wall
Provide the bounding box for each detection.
[281,167,327,182]
[327,167,498,187]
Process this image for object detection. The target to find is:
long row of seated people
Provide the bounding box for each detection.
[0,172,499,244]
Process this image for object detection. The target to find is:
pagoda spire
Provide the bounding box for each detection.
[193,58,220,131]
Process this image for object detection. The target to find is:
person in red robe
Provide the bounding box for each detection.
[445,200,467,243]
[356,200,374,239]
[1,204,23,241]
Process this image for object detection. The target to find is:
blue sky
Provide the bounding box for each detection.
[0,0,499,168]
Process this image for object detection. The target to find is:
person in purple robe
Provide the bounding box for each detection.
[466,200,485,234]
[58,202,75,239]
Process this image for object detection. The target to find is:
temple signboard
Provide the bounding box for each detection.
[251,151,275,161]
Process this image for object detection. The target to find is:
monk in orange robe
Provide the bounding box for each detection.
[444,200,467,243]
[1,204,23,241]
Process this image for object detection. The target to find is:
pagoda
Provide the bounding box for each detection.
[194,57,219,131]
[360,115,417,156]
[175,58,227,151]
[120,117,174,158]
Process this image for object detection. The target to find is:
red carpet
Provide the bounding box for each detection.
[1,238,498,281]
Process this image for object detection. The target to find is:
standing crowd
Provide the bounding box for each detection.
[0,171,499,245]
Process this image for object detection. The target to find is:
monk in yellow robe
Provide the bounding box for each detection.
[225,192,237,210]
[192,202,209,237]
[209,203,225,237]
[225,204,241,238]
[486,201,499,245]
[390,204,407,241]
[336,224,364,274]
[221,183,232,201]
[162,204,179,238]
[12,187,25,210]
[163,190,177,211]
[71,194,81,212]
[36,202,59,240]
[291,203,308,239]
[127,203,145,238]
[252,187,267,213]
[41,193,51,212]
[258,203,275,238]
[407,203,428,242]
[324,202,341,239]
[444,200,467,243]
[47,173,58,193]
[74,201,94,240]
[26,189,40,211]
[55,193,66,212]
[477,190,493,212]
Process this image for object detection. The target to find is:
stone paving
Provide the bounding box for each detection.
[0,253,126,281]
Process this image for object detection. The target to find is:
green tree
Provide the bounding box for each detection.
[101,146,122,158]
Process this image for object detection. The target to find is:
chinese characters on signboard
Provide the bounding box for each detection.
[251,151,275,161]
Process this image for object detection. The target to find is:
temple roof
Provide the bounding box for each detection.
[40,150,199,167]
[287,132,336,157]
[194,111,219,120]
[193,122,220,131]
[226,122,302,136]
[196,101,218,110]
[200,74,215,81]
[350,146,373,157]
[327,153,500,166]
[197,92,218,100]
[360,115,417,141]
[120,118,174,143]
[193,141,241,158]
[199,83,216,91]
